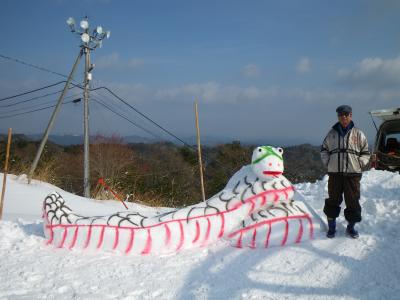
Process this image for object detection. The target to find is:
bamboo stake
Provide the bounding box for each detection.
[194,101,206,202]
[97,178,128,210]
[0,128,12,220]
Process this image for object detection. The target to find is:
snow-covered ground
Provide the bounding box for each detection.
[0,170,399,299]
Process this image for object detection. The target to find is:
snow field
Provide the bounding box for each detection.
[0,170,399,299]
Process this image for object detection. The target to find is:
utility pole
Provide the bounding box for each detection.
[28,16,110,199]
[83,46,91,197]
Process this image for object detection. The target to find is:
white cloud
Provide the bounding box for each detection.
[82,80,282,105]
[242,64,261,78]
[95,52,144,70]
[154,82,278,103]
[91,76,400,115]
[296,57,311,73]
[337,55,400,88]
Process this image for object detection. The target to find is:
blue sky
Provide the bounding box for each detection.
[1,0,400,145]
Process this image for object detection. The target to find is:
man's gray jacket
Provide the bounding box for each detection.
[321,122,370,174]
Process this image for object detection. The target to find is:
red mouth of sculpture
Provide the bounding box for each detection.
[263,171,282,177]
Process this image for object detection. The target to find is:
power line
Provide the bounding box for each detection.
[0,54,191,148]
[90,89,167,140]
[0,53,228,170]
[91,86,196,149]
[0,54,69,80]
[2,93,82,115]
[0,80,165,142]
[0,53,85,102]
[0,86,78,108]
[92,98,163,140]
[0,99,80,119]
[90,86,194,149]
[90,88,131,117]
[0,81,67,102]
[91,89,132,120]
[91,88,229,173]
[0,83,228,173]
[89,87,227,172]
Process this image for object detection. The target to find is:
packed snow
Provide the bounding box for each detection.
[0,170,399,299]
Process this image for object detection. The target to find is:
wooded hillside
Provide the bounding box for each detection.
[0,135,325,207]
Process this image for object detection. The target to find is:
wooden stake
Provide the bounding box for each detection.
[97,178,128,210]
[195,101,206,202]
[0,128,12,220]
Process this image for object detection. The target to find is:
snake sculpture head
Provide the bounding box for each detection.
[251,146,284,180]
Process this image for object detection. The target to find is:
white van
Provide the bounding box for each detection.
[369,108,400,171]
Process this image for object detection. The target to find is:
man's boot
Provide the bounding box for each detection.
[326,218,336,238]
[346,223,359,239]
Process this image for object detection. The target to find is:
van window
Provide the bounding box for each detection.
[377,119,400,153]
[383,134,400,154]
[371,110,400,171]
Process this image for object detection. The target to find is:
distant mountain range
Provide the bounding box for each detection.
[0,133,317,147]
[23,134,158,146]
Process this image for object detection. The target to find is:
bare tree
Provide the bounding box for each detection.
[90,134,135,187]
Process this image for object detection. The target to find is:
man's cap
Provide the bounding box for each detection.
[336,105,352,114]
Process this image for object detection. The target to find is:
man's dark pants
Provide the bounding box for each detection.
[323,173,362,223]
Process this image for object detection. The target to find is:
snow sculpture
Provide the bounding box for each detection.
[43,146,322,255]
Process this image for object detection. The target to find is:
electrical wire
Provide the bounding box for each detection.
[90,89,168,141]
[0,53,228,172]
[0,86,78,108]
[2,93,82,114]
[91,86,196,150]
[0,54,236,189]
[0,99,79,119]
[92,97,163,140]
[0,81,67,102]
[0,54,69,79]
[90,88,131,117]
[90,87,229,172]
[0,54,194,149]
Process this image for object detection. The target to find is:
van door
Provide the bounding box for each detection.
[369,108,400,171]
[370,108,400,121]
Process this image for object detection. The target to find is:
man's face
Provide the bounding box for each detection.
[338,112,352,128]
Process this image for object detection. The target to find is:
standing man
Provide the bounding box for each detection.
[320,105,370,238]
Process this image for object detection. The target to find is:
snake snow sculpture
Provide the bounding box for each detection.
[43,146,323,255]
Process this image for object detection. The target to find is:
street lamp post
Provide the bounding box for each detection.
[67,16,110,198]
[28,17,110,200]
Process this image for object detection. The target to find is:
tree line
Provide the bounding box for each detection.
[0,134,325,207]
